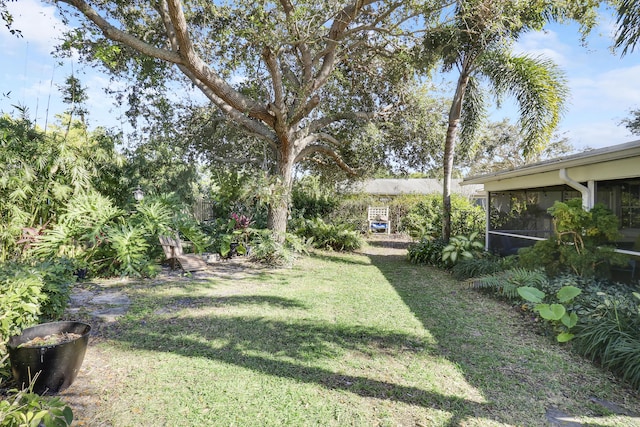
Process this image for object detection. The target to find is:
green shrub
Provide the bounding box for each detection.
[0,261,74,380]
[0,267,45,352]
[399,194,485,239]
[407,237,448,268]
[326,195,375,232]
[452,255,517,280]
[37,259,76,320]
[294,218,363,252]
[0,385,73,427]
[249,230,310,266]
[291,176,339,219]
[572,293,640,389]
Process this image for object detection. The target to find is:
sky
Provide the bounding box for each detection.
[1,0,639,152]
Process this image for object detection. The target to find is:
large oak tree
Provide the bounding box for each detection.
[45,0,442,240]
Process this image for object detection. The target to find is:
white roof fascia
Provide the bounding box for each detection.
[462,140,640,185]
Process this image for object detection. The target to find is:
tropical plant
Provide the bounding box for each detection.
[442,232,484,266]
[615,0,640,56]
[0,114,122,262]
[471,267,547,299]
[105,224,155,278]
[249,229,310,266]
[517,285,582,342]
[28,191,203,277]
[462,119,575,176]
[572,292,640,389]
[452,254,517,280]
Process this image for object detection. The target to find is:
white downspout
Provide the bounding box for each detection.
[559,168,592,210]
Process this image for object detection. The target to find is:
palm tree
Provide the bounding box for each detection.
[423,0,569,242]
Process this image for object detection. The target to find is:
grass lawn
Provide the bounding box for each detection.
[64,241,640,426]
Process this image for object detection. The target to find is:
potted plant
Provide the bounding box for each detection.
[7,321,91,395]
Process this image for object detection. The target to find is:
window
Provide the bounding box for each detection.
[596,180,640,251]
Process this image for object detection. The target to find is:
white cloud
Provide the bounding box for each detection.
[560,120,637,150]
[0,0,67,54]
[514,30,571,67]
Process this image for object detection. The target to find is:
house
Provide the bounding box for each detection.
[349,178,485,204]
[462,140,640,263]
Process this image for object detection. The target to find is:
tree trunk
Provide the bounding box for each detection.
[443,71,470,243]
[267,147,295,244]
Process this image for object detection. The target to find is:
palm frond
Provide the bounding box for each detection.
[481,51,568,157]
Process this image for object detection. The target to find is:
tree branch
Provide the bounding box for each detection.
[58,0,182,64]
[295,138,358,176]
[308,107,392,133]
[164,0,273,125]
[156,0,277,147]
[312,0,371,91]
[262,46,286,118]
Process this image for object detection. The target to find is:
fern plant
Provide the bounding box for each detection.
[471,268,547,299]
[452,255,517,280]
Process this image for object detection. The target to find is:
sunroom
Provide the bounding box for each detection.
[462,140,640,279]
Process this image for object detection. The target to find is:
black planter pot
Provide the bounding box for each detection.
[8,321,91,395]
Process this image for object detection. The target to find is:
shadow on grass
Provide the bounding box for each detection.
[83,251,531,425]
[309,251,372,266]
[146,294,310,313]
[365,252,634,427]
[105,312,488,425]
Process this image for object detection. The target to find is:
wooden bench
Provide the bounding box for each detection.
[159,234,208,272]
[367,206,390,234]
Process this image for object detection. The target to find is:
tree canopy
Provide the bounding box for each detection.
[46,0,447,238]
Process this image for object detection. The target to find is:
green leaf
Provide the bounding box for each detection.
[517,286,545,303]
[236,244,247,255]
[536,303,565,321]
[63,405,74,424]
[557,286,581,303]
[561,312,578,329]
[557,332,574,342]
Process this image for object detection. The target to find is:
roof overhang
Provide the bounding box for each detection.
[462,140,640,185]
